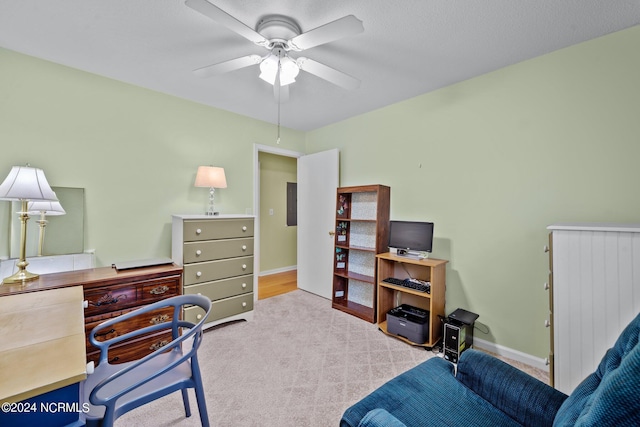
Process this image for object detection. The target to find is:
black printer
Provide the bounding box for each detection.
[387,304,430,344]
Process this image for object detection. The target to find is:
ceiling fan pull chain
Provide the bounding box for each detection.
[276,80,281,144]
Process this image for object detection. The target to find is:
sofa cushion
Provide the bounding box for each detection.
[340,356,522,427]
[456,349,567,427]
[553,313,640,426]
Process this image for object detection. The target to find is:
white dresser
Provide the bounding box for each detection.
[547,223,640,394]
[172,214,255,328]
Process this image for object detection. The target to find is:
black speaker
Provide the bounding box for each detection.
[443,308,479,363]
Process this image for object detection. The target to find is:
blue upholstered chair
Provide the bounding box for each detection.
[81,294,212,427]
[341,312,640,427]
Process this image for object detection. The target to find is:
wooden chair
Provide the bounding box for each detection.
[81,294,211,427]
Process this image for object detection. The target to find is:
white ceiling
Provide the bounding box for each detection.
[1,1,639,131]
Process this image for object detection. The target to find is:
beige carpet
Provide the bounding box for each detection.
[117,290,545,426]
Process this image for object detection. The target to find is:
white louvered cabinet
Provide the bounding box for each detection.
[172,214,256,329]
[547,223,640,394]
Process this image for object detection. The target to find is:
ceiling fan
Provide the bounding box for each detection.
[185,0,364,101]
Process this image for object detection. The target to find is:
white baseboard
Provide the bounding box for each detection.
[473,337,549,372]
[259,265,297,277]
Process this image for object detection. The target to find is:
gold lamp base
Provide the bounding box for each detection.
[2,268,40,285]
[1,200,40,285]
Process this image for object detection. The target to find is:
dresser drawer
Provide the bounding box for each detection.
[84,283,140,317]
[86,331,174,366]
[183,274,253,301]
[183,256,253,285]
[183,238,254,263]
[184,293,253,324]
[84,306,175,353]
[183,218,254,242]
[140,277,180,302]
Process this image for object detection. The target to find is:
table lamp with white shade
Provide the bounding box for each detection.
[194,166,227,216]
[0,165,58,284]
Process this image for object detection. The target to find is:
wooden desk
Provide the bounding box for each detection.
[0,286,86,404]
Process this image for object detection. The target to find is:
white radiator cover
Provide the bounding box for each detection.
[548,223,640,394]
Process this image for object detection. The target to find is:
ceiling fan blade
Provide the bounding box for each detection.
[297,57,360,90]
[274,81,290,103]
[194,54,262,78]
[288,15,363,51]
[185,0,268,46]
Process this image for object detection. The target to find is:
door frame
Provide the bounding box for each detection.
[253,143,304,299]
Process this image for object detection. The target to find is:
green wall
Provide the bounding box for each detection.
[306,26,640,357]
[0,47,306,265]
[258,152,297,273]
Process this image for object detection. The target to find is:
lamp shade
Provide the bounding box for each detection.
[0,166,58,202]
[27,200,66,216]
[279,56,299,86]
[259,54,279,85]
[194,166,227,188]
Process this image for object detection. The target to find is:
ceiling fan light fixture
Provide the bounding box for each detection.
[279,56,299,86]
[259,54,279,85]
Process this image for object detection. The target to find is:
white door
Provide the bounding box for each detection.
[297,149,339,299]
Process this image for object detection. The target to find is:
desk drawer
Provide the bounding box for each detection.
[183,238,254,263]
[140,277,180,302]
[184,293,253,324]
[84,284,139,317]
[86,331,174,366]
[183,274,253,301]
[183,218,254,242]
[84,306,175,353]
[183,256,253,286]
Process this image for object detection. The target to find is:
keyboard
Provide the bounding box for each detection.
[382,277,431,293]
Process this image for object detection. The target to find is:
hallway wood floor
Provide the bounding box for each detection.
[258,269,297,300]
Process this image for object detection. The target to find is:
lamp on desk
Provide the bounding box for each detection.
[194,166,227,216]
[27,197,66,257]
[0,165,58,284]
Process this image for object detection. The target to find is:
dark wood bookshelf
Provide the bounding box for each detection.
[331,184,390,323]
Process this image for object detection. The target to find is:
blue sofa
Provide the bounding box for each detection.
[341,313,640,427]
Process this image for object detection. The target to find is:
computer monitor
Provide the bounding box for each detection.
[388,220,434,258]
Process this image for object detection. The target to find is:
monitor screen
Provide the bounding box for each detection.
[388,221,434,253]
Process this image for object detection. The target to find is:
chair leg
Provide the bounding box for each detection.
[191,358,210,427]
[102,406,116,427]
[181,388,192,418]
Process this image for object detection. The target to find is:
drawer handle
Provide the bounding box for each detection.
[197,314,203,320]
[108,356,120,364]
[242,264,247,270]
[196,271,202,278]
[150,285,170,295]
[242,302,247,308]
[544,282,550,291]
[242,283,247,288]
[95,328,116,338]
[149,340,170,351]
[242,245,247,251]
[150,314,169,324]
[196,228,202,235]
[545,319,551,328]
[196,249,202,256]
[242,226,247,232]
[91,293,127,307]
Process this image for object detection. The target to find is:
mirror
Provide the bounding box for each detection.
[3,187,85,257]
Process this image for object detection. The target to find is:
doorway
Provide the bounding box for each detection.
[254,144,303,299]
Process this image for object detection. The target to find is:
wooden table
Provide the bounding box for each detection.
[0,285,86,404]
